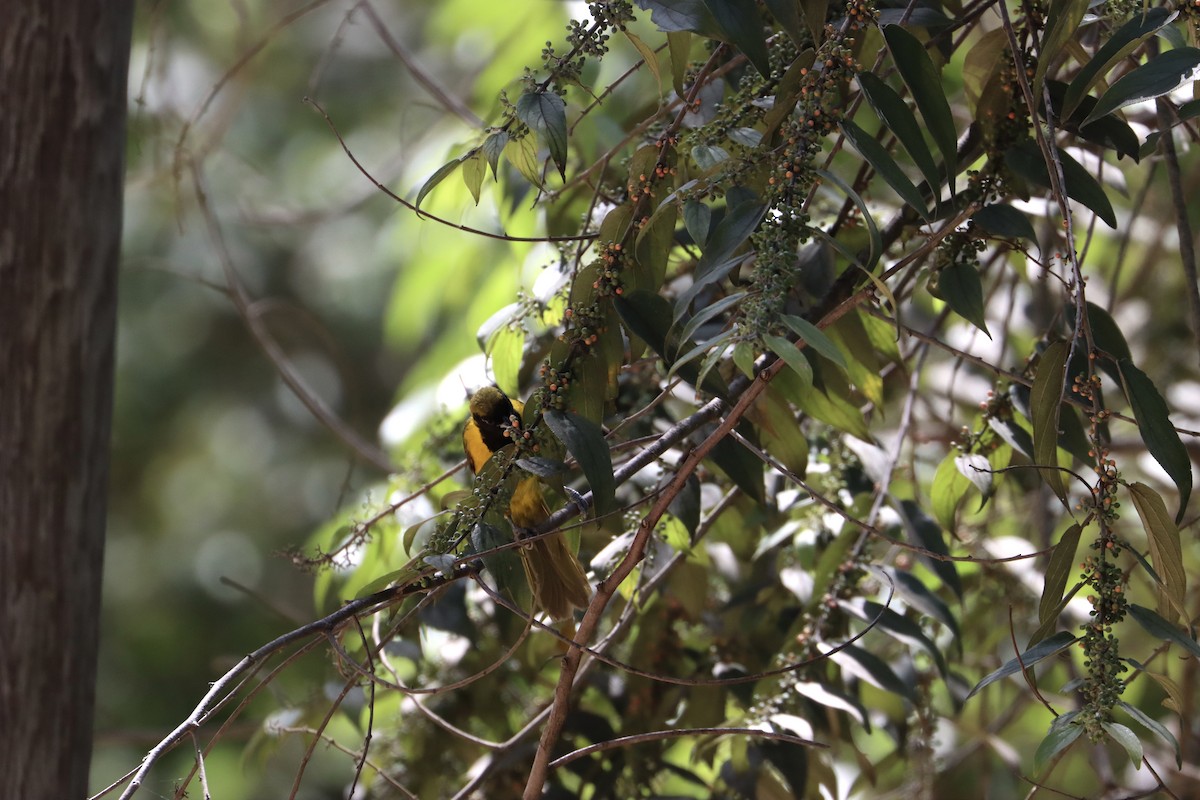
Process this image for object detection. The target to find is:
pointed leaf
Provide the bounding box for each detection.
[893,568,961,642]
[972,204,1037,242]
[1118,359,1192,522]
[708,423,765,502]
[1031,341,1069,504]
[1102,722,1143,768]
[781,314,846,370]
[415,155,465,211]
[667,31,692,96]
[1062,7,1176,119]
[1084,47,1200,126]
[1081,301,1132,364]
[826,642,915,701]
[623,29,662,93]
[853,599,950,679]
[544,410,616,517]
[636,0,720,35]
[470,521,528,607]
[954,453,993,500]
[1119,701,1182,769]
[615,289,673,362]
[1039,523,1083,625]
[841,119,931,219]
[676,292,745,348]
[1033,0,1088,96]
[931,451,972,531]
[702,0,771,77]
[462,150,486,204]
[504,134,543,187]
[939,261,990,337]
[765,333,813,387]
[815,169,882,270]
[482,131,508,179]
[966,631,1078,699]
[516,91,568,180]
[857,71,941,195]
[763,0,804,45]
[694,200,767,282]
[898,500,962,599]
[882,25,958,193]
[1126,482,1186,623]
[1034,718,1083,774]
[1004,140,1117,228]
[683,199,712,246]
[1127,604,1200,659]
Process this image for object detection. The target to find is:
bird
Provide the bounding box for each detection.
[463,386,591,620]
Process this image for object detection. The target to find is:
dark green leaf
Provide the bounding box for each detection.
[1119,359,1192,521]
[482,131,508,179]
[989,415,1035,460]
[708,422,765,502]
[1062,7,1176,119]
[780,314,847,370]
[691,144,730,169]
[516,91,568,179]
[972,204,1037,242]
[938,261,990,337]
[893,568,961,643]
[470,521,528,608]
[667,31,692,96]
[1127,604,1200,659]
[695,201,767,281]
[799,0,828,44]
[882,25,958,193]
[857,71,941,196]
[615,289,673,362]
[1040,523,1083,626]
[853,599,950,679]
[763,0,805,46]
[1034,718,1083,774]
[683,198,712,245]
[1119,700,1182,768]
[1081,301,1132,364]
[815,169,882,270]
[1084,47,1200,126]
[636,0,720,35]
[966,631,1078,699]
[669,474,701,536]
[544,410,616,517]
[765,333,813,387]
[841,120,931,219]
[898,500,962,600]
[1004,140,1117,228]
[676,291,745,348]
[1127,482,1187,623]
[415,155,464,211]
[701,0,771,77]
[827,643,916,701]
[1033,0,1088,96]
[1031,341,1069,504]
[1102,721,1144,767]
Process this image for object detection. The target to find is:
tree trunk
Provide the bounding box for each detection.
[0,3,133,797]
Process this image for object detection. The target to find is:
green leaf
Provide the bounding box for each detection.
[614,289,673,362]
[1126,482,1187,623]
[962,27,1009,113]
[752,386,808,478]
[1033,0,1088,96]
[856,71,941,197]
[841,119,930,219]
[691,144,730,170]
[897,500,962,600]
[814,169,882,270]
[461,150,485,204]
[1102,722,1143,768]
[676,292,745,349]
[938,261,990,337]
[1119,700,1182,768]
[1004,140,1117,228]
[1084,47,1200,126]
[667,31,691,96]
[701,0,771,77]
[763,0,805,46]
[972,204,1037,242]
[851,599,950,679]
[882,25,958,194]
[695,200,767,282]
[623,29,662,93]
[638,0,720,35]
[1076,301,1132,374]
[470,521,529,609]
[504,134,543,187]
[516,91,568,180]
[764,333,813,387]
[683,199,712,246]
[1127,604,1200,659]
[1039,523,1083,626]
[1031,341,1069,504]
[1034,716,1083,775]
[892,568,961,643]
[544,410,616,518]
[415,154,465,211]
[827,642,916,700]
[634,200,677,290]
[955,453,992,502]
[1118,359,1192,522]
[780,314,846,370]
[708,422,765,502]
[1062,7,1176,119]
[482,131,508,179]
[931,451,972,531]
[966,631,1078,699]
[799,0,827,43]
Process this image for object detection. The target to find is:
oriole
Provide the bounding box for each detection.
[463,386,591,620]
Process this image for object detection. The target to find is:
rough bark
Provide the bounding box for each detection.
[0,2,133,797]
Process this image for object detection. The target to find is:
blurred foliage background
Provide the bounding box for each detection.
[96,1,1200,798]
